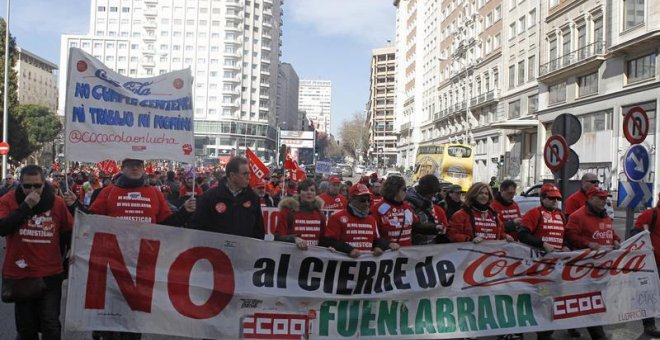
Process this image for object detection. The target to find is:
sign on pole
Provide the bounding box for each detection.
[623,106,649,145]
[623,144,651,182]
[543,135,569,173]
[64,48,195,163]
[553,149,579,179]
[617,181,653,209]
[0,142,9,155]
[315,161,332,175]
[551,113,582,145]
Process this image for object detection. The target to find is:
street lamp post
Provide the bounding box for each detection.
[2,0,11,179]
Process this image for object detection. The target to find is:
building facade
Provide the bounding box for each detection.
[366,46,397,167]
[59,0,283,162]
[16,47,58,112]
[298,79,332,133]
[276,62,300,130]
[537,0,660,192]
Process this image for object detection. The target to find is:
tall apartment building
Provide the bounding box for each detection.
[366,46,397,167]
[16,47,58,112]
[537,0,660,191]
[276,62,300,130]
[298,79,332,133]
[59,0,283,162]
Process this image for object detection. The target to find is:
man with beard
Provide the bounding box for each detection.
[0,165,73,340]
[490,179,523,238]
[442,184,464,220]
[407,175,450,245]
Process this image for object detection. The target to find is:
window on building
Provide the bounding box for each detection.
[508,65,515,88]
[528,94,538,114]
[509,23,516,39]
[578,72,598,96]
[562,30,571,65]
[627,53,656,83]
[509,100,521,118]
[624,0,645,30]
[98,6,106,12]
[577,25,587,59]
[528,56,535,80]
[122,7,130,13]
[594,16,603,42]
[529,9,536,27]
[109,6,118,12]
[549,38,558,66]
[518,60,525,85]
[549,82,566,104]
[519,16,526,33]
[495,5,501,21]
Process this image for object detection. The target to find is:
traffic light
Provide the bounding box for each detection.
[279,144,287,166]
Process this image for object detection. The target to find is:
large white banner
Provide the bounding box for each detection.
[64,48,194,163]
[66,213,660,339]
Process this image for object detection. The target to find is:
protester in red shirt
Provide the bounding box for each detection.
[490,179,522,237]
[632,193,660,337]
[564,186,619,340]
[565,187,621,250]
[369,180,384,206]
[564,173,600,216]
[321,183,398,258]
[519,183,568,253]
[0,165,74,340]
[318,177,347,210]
[275,179,325,249]
[371,176,418,247]
[179,175,203,199]
[406,175,450,245]
[255,181,275,207]
[448,182,513,243]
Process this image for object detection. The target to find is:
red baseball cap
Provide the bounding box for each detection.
[329,177,342,184]
[586,187,609,199]
[349,183,371,197]
[541,183,562,199]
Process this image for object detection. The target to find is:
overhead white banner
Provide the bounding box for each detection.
[65,213,660,339]
[64,48,194,163]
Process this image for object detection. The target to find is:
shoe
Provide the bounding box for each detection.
[567,329,581,337]
[645,325,660,337]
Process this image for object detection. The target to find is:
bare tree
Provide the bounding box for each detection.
[339,112,369,162]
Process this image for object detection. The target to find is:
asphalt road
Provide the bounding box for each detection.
[0,213,657,340]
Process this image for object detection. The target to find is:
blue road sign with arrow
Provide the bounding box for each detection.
[623,144,650,182]
[617,181,653,209]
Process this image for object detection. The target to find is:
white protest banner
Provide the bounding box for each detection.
[64,48,194,163]
[66,213,660,339]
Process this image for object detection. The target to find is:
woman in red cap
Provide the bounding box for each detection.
[275,179,325,249]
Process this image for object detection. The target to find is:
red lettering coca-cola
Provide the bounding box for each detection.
[592,230,613,240]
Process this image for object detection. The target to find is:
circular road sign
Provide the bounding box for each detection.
[0,142,9,156]
[624,144,651,182]
[544,135,569,173]
[623,106,649,144]
[551,113,582,146]
[553,149,580,180]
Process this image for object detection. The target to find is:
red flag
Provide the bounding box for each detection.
[287,159,307,182]
[284,155,297,170]
[246,148,270,187]
[145,162,154,175]
[97,160,119,175]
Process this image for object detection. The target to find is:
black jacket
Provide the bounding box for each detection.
[189,178,265,239]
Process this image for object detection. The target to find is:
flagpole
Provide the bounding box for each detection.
[2,0,11,180]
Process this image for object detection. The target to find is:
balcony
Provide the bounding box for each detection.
[224,101,240,108]
[470,89,499,109]
[222,88,240,96]
[539,41,607,81]
[223,63,240,71]
[400,122,411,132]
[224,51,241,59]
[223,76,240,83]
[226,0,241,7]
[143,0,158,4]
[142,34,156,41]
[263,21,273,28]
[262,44,272,52]
[225,12,242,22]
[143,20,156,29]
[225,24,241,32]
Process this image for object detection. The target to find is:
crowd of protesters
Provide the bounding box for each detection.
[0,158,659,340]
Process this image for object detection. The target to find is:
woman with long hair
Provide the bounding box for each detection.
[275,179,325,250]
[448,182,513,243]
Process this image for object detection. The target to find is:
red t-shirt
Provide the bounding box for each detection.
[448,208,505,242]
[0,193,74,278]
[634,207,660,264]
[371,200,418,247]
[179,183,203,198]
[275,207,324,246]
[565,190,587,216]
[521,207,565,249]
[319,193,348,210]
[565,205,620,249]
[89,184,172,224]
[324,209,379,251]
[491,199,522,222]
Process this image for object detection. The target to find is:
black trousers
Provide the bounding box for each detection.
[14,275,63,340]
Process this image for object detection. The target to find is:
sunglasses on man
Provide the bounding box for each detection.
[588,180,600,184]
[22,183,43,189]
[356,196,371,203]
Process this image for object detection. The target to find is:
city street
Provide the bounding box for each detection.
[0,214,657,340]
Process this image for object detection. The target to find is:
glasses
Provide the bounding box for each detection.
[588,180,601,184]
[356,196,371,203]
[22,183,43,189]
[545,197,561,201]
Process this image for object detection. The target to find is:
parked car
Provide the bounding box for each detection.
[385,171,403,178]
[340,164,353,177]
[355,165,365,175]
